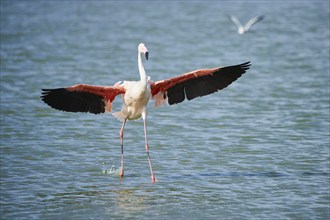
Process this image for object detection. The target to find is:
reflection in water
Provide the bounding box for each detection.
[114,188,149,213]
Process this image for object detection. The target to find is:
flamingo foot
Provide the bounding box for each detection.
[119,168,124,180]
[151,175,157,183]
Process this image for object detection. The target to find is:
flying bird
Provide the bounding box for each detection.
[41,43,251,183]
[228,15,264,34]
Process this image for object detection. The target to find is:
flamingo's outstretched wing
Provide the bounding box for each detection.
[150,62,251,107]
[41,84,125,114]
[244,15,264,31]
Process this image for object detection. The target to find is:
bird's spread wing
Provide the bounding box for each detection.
[228,15,243,29]
[41,84,126,114]
[150,62,251,107]
[244,16,264,31]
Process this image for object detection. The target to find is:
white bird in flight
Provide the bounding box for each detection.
[41,43,251,182]
[228,15,264,34]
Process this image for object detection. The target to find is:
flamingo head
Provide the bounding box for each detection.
[138,43,149,60]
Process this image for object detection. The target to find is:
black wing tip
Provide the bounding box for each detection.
[259,15,265,20]
[40,88,66,99]
[241,61,251,66]
[239,61,251,71]
[40,88,105,114]
[41,88,66,92]
[41,88,65,94]
[164,61,252,106]
[217,61,251,72]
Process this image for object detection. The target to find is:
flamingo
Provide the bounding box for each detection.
[228,15,264,34]
[41,43,251,183]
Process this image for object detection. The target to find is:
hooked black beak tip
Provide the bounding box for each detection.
[145,52,149,60]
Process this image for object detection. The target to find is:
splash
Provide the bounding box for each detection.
[101,163,120,175]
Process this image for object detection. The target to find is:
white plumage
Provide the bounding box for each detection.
[228,15,264,34]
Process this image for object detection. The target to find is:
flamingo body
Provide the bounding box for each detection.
[117,80,151,120]
[41,43,251,182]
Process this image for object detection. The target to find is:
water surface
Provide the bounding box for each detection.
[1,1,329,219]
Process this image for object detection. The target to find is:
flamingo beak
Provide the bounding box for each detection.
[145,51,149,60]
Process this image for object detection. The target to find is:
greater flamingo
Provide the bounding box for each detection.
[41,43,251,182]
[228,15,264,34]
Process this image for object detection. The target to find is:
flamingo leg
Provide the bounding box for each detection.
[119,118,127,180]
[143,116,157,183]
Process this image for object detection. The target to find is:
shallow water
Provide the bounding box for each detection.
[1,1,329,219]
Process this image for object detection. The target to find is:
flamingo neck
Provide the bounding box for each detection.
[138,52,147,86]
